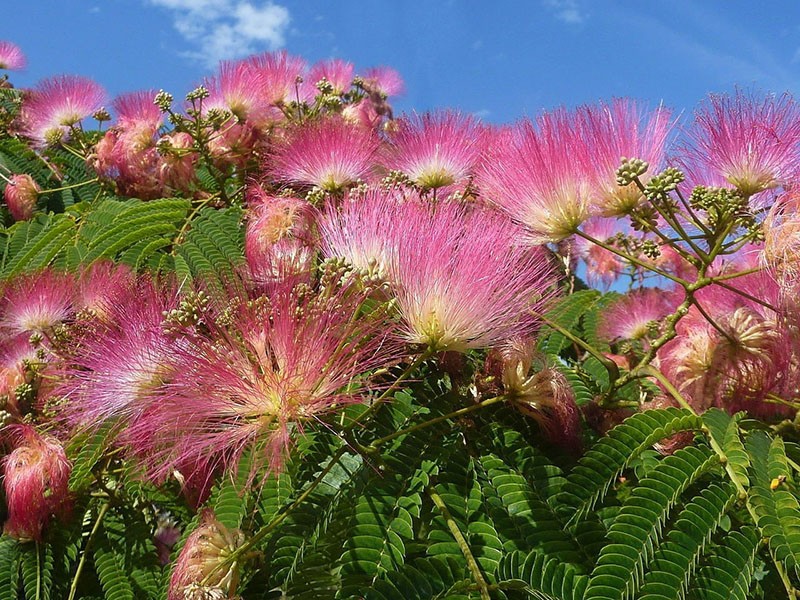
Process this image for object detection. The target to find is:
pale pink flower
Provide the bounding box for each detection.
[159,131,198,191]
[305,58,354,96]
[58,278,176,426]
[0,335,39,417]
[361,66,405,98]
[0,269,75,336]
[318,188,405,278]
[113,89,162,131]
[74,261,135,319]
[126,277,398,480]
[763,190,800,287]
[18,75,106,146]
[245,188,318,285]
[679,90,800,196]
[269,117,381,192]
[3,425,71,541]
[598,287,678,343]
[476,111,593,243]
[0,41,26,71]
[204,60,270,125]
[168,510,245,600]
[578,99,673,216]
[383,111,485,190]
[569,218,627,288]
[389,202,558,351]
[3,173,39,221]
[246,50,309,105]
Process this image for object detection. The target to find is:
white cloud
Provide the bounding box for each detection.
[543,0,587,25]
[148,0,290,67]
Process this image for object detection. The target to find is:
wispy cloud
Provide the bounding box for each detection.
[148,0,290,67]
[542,0,587,25]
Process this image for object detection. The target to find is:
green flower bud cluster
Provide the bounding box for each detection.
[615,157,649,187]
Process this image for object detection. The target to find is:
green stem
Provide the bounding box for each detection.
[38,178,99,194]
[67,502,109,600]
[368,396,507,449]
[426,486,491,600]
[35,541,41,600]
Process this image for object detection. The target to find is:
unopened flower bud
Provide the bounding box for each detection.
[615,157,649,186]
[2,425,71,541]
[3,174,40,221]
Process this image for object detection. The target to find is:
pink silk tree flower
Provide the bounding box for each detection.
[245,50,309,106]
[0,269,75,336]
[598,287,679,343]
[679,90,800,197]
[578,98,673,216]
[389,202,559,352]
[17,74,106,146]
[0,335,39,418]
[58,277,177,427]
[361,66,405,98]
[304,58,355,96]
[476,110,593,244]
[245,188,318,286]
[382,111,485,191]
[569,217,628,289]
[125,276,398,482]
[269,117,381,192]
[0,41,26,71]
[2,425,71,541]
[3,173,39,221]
[204,60,271,126]
[318,187,408,279]
[168,510,245,600]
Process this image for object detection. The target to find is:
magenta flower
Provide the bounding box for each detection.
[3,425,71,541]
[269,117,381,192]
[679,90,800,196]
[598,287,678,343]
[476,111,593,243]
[18,75,106,146]
[0,41,26,71]
[578,99,673,215]
[0,335,39,418]
[362,66,405,98]
[389,202,558,351]
[246,50,309,105]
[3,173,40,221]
[58,277,176,426]
[126,277,398,481]
[383,111,485,190]
[245,188,318,286]
[204,60,271,125]
[113,89,162,131]
[570,218,628,289]
[0,269,75,336]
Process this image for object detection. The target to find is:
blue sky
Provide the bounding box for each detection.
[3,1,800,124]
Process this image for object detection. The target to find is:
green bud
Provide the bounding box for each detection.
[615,157,649,186]
[154,90,174,111]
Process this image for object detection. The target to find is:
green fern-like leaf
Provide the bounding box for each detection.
[0,536,21,600]
[496,550,589,600]
[584,444,719,600]
[537,290,602,357]
[746,431,800,580]
[686,527,760,600]
[364,556,473,600]
[558,408,702,526]
[701,409,750,490]
[20,541,54,600]
[93,534,136,600]
[636,482,737,600]
[1,213,77,277]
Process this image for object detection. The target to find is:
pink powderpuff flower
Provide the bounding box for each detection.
[2,425,71,541]
[569,218,627,288]
[245,188,319,286]
[3,173,40,221]
[361,66,405,98]
[18,75,106,146]
[341,99,383,130]
[476,110,593,244]
[679,90,800,196]
[382,111,485,191]
[578,98,673,216]
[0,269,75,336]
[58,277,176,427]
[206,121,259,171]
[304,58,355,96]
[204,60,270,125]
[126,276,398,482]
[246,50,309,106]
[112,90,162,152]
[74,261,135,320]
[598,287,678,343]
[0,41,26,71]
[0,335,39,417]
[168,510,245,600]
[389,202,559,352]
[763,190,800,287]
[269,117,381,192]
[319,187,406,279]
[158,131,198,192]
